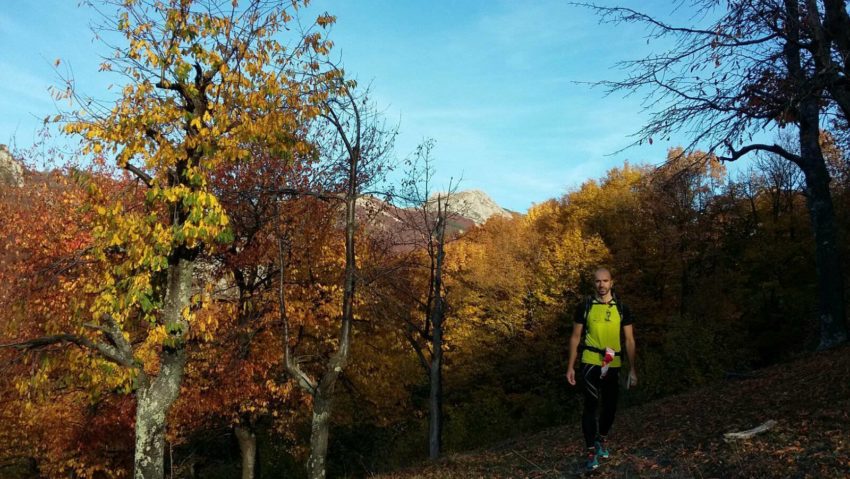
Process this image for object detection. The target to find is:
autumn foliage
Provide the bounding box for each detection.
[3,131,850,477]
[2,1,850,478]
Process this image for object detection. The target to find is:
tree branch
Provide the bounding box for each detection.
[403,328,431,374]
[718,141,803,166]
[267,187,345,202]
[276,217,318,396]
[573,3,771,43]
[154,81,194,110]
[123,162,153,187]
[0,332,135,369]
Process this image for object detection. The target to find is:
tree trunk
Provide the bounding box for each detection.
[302,173,354,477]
[798,113,848,349]
[306,391,333,479]
[428,204,446,461]
[235,425,257,479]
[134,257,193,479]
[786,0,848,349]
[428,320,443,460]
[134,348,187,479]
[293,96,360,479]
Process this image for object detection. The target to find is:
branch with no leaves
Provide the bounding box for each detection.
[123,162,153,187]
[718,141,803,166]
[116,145,154,187]
[267,187,345,202]
[403,326,432,374]
[85,314,134,362]
[573,2,778,47]
[155,81,194,110]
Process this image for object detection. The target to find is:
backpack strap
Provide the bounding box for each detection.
[612,292,626,323]
[579,294,627,358]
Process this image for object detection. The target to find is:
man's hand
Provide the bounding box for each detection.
[628,368,638,388]
[567,367,576,386]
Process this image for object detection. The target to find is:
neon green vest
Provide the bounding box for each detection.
[581,300,624,367]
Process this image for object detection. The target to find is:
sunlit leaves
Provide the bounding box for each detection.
[62,0,336,355]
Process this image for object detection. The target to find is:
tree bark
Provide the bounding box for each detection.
[428,318,443,461]
[786,0,849,349]
[276,87,367,479]
[134,257,193,479]
[134,348,187,479]
[306,390,333,479]
[235,425,257,479]
[798,109,848,349]
[820,0,850,119]
[428,202,447,461]
[301,123,358,479]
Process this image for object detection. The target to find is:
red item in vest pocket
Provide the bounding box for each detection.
[600,347,616,378]
[603,347,615,364]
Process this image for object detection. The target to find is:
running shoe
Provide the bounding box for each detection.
[585,449,600,471]
[595,439,609,459]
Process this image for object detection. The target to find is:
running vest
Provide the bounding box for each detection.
[574,296,632,367]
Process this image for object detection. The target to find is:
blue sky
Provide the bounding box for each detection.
[2,1,717,211]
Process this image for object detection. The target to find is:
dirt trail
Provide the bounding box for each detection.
[379,344,850,478]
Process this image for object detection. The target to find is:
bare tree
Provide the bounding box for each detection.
[579,0,848,348]
[276,79,395,479]
[391,140,459,460]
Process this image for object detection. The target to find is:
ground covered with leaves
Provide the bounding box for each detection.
[379,344,850,478]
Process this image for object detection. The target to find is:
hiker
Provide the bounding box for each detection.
[566,267,637,471]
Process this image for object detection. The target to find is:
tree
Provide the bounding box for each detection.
[581,0,848,349]
[276,80,395,479]
[391,140,457,460]
[2,1,334,477]
[167,148,324,479]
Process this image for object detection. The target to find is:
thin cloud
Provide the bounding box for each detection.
[0,62,55,108]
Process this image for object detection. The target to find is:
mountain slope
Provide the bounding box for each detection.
[0,145,24,187]
[427,189,513,225]
[379,344,850,478]
[357,190,512,251]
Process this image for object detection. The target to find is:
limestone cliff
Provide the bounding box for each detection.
[427,189,512,225]
[0,145,24,187]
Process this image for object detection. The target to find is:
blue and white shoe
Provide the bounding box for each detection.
[595,439,610,459]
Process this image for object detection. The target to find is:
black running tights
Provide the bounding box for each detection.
[580,363,619,448]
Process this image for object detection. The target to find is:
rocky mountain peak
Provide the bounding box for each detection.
[0,144,24,188]
[427,189,512,225]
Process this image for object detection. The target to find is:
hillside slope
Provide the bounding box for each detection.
[379,344,850,478]
[427,189,513,225]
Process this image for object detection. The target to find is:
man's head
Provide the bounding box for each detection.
[593,267,614,300]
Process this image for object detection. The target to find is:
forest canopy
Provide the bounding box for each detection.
[1,1,849,478]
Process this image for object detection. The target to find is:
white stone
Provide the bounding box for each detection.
[0,145,24,187]
[426,189,512,225]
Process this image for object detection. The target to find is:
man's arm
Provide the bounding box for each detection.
[623,324,637,386]
[566,323,583,385]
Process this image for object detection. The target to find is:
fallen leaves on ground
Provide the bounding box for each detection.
[379,344,850,478]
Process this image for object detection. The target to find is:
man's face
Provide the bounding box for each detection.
[594,270,613,298]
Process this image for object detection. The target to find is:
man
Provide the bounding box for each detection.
[566,267,637,471]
